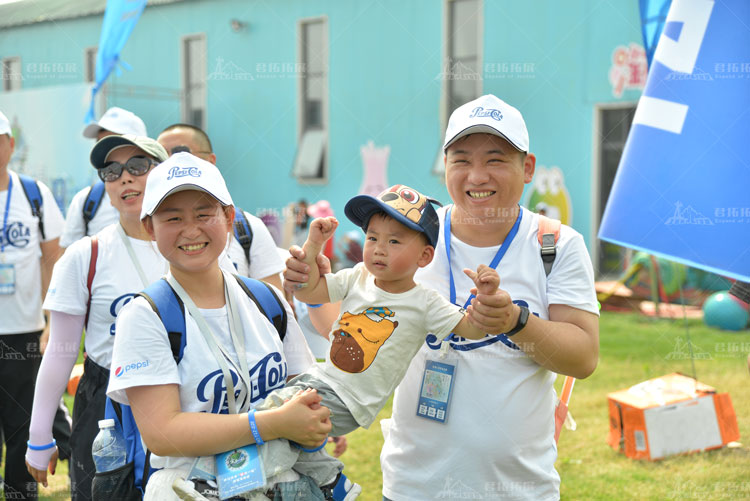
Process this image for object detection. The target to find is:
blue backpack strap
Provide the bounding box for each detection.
[82,181,106,235]
[138,278,188,364]
[17,174,45,240]
[233,209,253,267]
[234,275,287,341]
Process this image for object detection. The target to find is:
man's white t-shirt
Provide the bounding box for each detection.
[225,210,284,280]
[107,272,314,471]
[59,185,119,248]
[381,206,598,501]
[44,224,167,367]
[308,263,465,429]
[0,171,64,334]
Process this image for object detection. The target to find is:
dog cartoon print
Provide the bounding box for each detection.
[380,185,428,224]
[330,307,398,373]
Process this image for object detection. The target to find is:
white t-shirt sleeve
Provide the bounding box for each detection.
[246,212,285,280]
[43,237,90,315]
[547,231,599,315]
[324,266,359,304]
[424,288,466,340]
[59,188,87,248]
[39,181,65,242]
[107,297,180,405]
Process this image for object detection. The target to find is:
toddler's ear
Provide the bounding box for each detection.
[417,245,435,268]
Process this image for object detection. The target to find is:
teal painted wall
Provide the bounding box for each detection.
[0,0,644,248]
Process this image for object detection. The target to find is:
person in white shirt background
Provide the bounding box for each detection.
[25,135,169,501]
[285,94,600,501]
[59,107,147,248]
[156,123,284,291]
[0,109,65,500]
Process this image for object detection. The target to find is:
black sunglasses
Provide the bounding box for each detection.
[98,156,158,182]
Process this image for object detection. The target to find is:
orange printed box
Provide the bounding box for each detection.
[607,373,739,460]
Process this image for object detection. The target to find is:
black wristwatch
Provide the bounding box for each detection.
[505,305,529,337]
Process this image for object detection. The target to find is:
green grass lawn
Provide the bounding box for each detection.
[6,311,749,500]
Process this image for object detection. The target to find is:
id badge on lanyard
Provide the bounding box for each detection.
[416,206,522,424]
[0,261,15,295]
[417,343,457,423]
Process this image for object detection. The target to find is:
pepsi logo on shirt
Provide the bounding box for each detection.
[425,299,539,352]
[197,352,287,414]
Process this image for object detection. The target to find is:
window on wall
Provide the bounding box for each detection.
[182,34,207,129]
[596,105,636,278]
[2,57,22,92]
[446,0,482,116]
[84,47,98,83]
[293,17,328,181]
[434,0,482,177]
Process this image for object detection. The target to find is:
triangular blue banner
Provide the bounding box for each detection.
[86,0,147,123]
[600,0,750,283]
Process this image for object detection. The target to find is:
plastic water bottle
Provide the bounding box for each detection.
[91,419,127,473]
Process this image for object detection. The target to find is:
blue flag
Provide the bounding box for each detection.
[639,0,673,66]
[86,0,147,123]
[599,0,750,283]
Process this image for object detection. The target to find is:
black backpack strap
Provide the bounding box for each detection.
[82,181,106,236]
[233,209,254,267]
[234,275,287,341]
[17,174,45,240]
[537,215,561,277]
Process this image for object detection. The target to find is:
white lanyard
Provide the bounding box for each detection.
[167,271,251,414]
[116,224,153,288]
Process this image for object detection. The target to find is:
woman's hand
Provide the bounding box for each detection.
[25,446,59,488]
[265,388,332,448]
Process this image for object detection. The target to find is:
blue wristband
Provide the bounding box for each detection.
[306,303,322,308]
[27,439,56,451]
[247,409,264,445]
[292,438,328,453]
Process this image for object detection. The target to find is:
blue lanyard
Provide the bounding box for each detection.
[1,174,12,253]
[444,205,523,307]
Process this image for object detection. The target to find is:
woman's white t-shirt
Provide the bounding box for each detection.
[43,223,167,368]
[107,273,314,471]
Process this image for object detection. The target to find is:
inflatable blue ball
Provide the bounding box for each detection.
[702,291,749,331]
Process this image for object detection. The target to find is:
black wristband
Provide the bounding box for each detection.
[506,305,529,337]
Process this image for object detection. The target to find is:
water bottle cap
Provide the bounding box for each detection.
[98,419,115,429]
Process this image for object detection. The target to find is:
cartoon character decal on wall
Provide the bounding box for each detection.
[524,165,572,225]
[330,307,398,373]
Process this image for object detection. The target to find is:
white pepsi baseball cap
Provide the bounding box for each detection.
[443,94,529,153]
[83,107,147,138]
[0,110,11,137]
[140,152,234,219]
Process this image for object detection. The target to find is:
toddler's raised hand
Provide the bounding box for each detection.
[308,217,339,246]
[464,264,500,296]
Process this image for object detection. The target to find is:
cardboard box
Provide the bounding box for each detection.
[607,373,739,460]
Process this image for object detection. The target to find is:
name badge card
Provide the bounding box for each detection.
[215,444,265,499]
[0,263,15,295]
[416,359,457,423]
